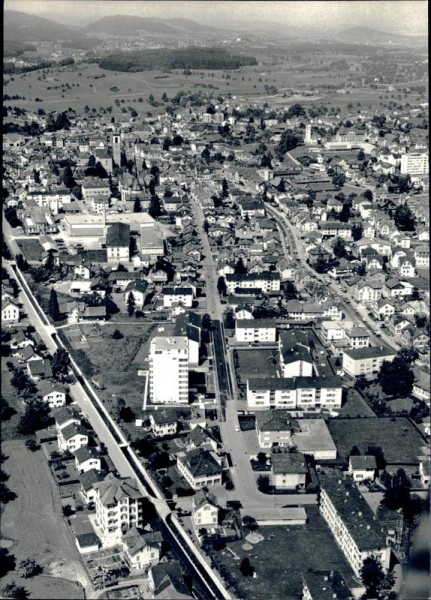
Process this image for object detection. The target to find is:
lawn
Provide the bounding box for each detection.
[327,417,426,465]
[209,507,354,600]
[234,348,279,384]
[63,322,161,406]
[1,359,28,441]
[1,440,89,597]
[16,238,44,262]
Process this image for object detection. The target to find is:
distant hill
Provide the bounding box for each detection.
[4,10,92,47]
[335,26,428,47]
[83,15,217,36]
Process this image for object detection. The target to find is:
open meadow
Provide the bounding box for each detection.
[1,440,88,599]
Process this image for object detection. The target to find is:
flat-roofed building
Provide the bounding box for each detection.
[140,224,164,263]
[149,336,188,404]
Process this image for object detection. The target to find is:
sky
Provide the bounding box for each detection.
[4,0,429,35]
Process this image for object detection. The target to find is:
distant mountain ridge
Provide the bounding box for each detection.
[83,15,217,35]
[4,10,87,43]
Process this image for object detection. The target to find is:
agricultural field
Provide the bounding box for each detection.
[209,507,354,600]
[1,439,88,599]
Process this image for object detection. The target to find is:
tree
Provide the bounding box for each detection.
[11,370,37,398]
[394,203,415,231]
[397,347,419,364]
[62,165,76,189]
[287,103,306,118]
[217,277,227,297]
[283,281,297,300]
[17,400,52,435]
[111,328,124,340]
[257,474,270,492]
[234,258,247,275]
[353,261,366,276]
[15,254,29,271]
[240,557,254,577]
[0,547,16,578]
[377,357,414,397]
[0,582,28,599]
[51,348,70,382]
[366,446,386,470]
[361,555,386,598]
[201,314,212,331]
[48,288,60,322]
[242,515,258,530]
[25,439,40,452]
[133,198,142,213]
[17,558,42,579]
[333,238,347,259]
[127,292,136,317]
[350,445,361,456]
[149,194,162,219]
[221,178,229,198]
[0,482,17,504]
[381,468,412,512]
[0,395,15,420]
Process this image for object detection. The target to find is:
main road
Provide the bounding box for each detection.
[266,204,402,351]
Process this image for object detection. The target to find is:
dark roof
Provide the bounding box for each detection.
[236,318,276,329]
[226,271,280,282]
[319,471,387,551]
[61,423,88,441]
[79,469,106,492]
[106,222,130,248]
[54,405,81,426]
[248,376,342,391]
[302,570,353,600]
[150,409,178,425]
[255,410,299,432]
[76,532,101,548]
[163,286,193,295]
[74,446,100,464]
[27,358,52,378]
[349,455,377,470]
[180,449,223,478]
[343,346,395,360]
[150,561,191,599]
[272,452,308,475]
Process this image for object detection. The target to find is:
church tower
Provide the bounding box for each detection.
[112,132,121,168]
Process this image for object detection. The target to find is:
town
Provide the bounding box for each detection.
[1,4,429,600]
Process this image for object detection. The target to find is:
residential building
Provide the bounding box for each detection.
[400,153,429,175]
[177,448,223,490]
[140,224,165,262]
[2,298,20,324]
[54,405,81,433]
[148,561,193,599]
[225,271,281,294]
[192,490,219,528]
[235,318,277,343]
[342,346,396,377]
[149,409,178,437]
[319,472,391,577]
[122,528,163,571]
[94,476,146,537]
[106,222,130,264]
[302,570,354,600]
[149,336,189,404]
[37,381,67,408]
[345,328,370,349]
[247,376,342,411]
[348,455,377,482]
[271,452,308,491]
[255,410,296,448]
[58,423,89,452]
[162,286,194,308]
[74,447,102,473]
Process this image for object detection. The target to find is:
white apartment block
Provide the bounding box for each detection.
[342,346,396,377]
[400,153,429,175]
[319,473,391,577]
[235,319,277,343]
[247,376,342,411]
[225,272,281,294]
[149,336,189,404]
[94,477,145,538]
[162,287,194,308]
[27,189,71,215]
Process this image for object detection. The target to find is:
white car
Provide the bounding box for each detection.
[235,425,240,432]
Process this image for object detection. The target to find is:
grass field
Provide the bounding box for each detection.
[1,359,28,441]
[1,440,88,598]
[64,322,163,404]
[327,417,425,465]
[16,238,44,262]
[210,506,354,600]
